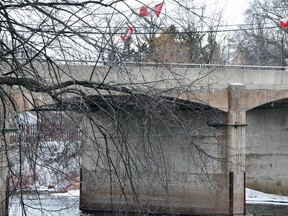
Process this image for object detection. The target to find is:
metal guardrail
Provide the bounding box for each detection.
[52,60,287,70]
[3,57,287,70]
[122,62,286,70]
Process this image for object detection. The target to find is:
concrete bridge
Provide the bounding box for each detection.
[5,63,288,215]
[12,62,288,111]
[38,62,288,110]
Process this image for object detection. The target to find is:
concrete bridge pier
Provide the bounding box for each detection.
[227,83,246,215]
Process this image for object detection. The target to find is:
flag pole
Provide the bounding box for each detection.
[164,0,167,23]
[281,31,284,69]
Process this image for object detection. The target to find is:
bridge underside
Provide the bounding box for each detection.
[80,87,246,215]
[246,99,288,195]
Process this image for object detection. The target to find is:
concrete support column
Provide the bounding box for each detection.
[79,114,94,211]
[227,83,246,215]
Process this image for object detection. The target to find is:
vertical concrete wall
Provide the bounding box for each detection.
[246,107,288,195]
[80,107,233,215]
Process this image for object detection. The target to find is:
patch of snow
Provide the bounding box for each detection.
[27,184,58,192]
[246,188,288,205]
[15,112,39,125]
[10,139,81,192]
[51,189,80,198]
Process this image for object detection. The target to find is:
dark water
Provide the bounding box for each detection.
[246,204,288,216]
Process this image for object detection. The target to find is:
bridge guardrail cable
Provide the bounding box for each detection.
[2,58,287,70]
[39,60,288,70]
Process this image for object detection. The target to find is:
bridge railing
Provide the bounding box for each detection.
[2,57,286,70]
[50,60,287,70]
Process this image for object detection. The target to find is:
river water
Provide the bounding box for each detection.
[8,192,288,216]
[246,204,288,216]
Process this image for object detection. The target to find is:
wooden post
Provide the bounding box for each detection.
[0,119,8,216]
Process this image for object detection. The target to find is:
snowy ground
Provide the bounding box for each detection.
[246,188,288,205]
[52,189,80,198]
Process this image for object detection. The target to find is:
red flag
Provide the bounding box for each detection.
[140,5,148,17]
[154,2,164,17]
[121,25,134,42]
[139,2,164,17]
[280,16,288,28]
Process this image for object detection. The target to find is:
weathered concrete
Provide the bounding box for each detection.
[6,63,288,112]
[246,107,288,195]
[227,84,246,215]
[80,106,235,215]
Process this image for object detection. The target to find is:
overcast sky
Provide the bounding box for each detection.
[222,0,250,22]
[133,0,250,25]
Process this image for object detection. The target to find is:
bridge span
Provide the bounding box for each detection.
[9,62,288,112]
[43,63,288,111]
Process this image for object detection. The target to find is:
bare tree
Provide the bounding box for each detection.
[230,0,288,66]
[0,1,229,215]
[140,1,226,64]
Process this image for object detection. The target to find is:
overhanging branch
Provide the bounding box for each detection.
[0,76,133,94]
